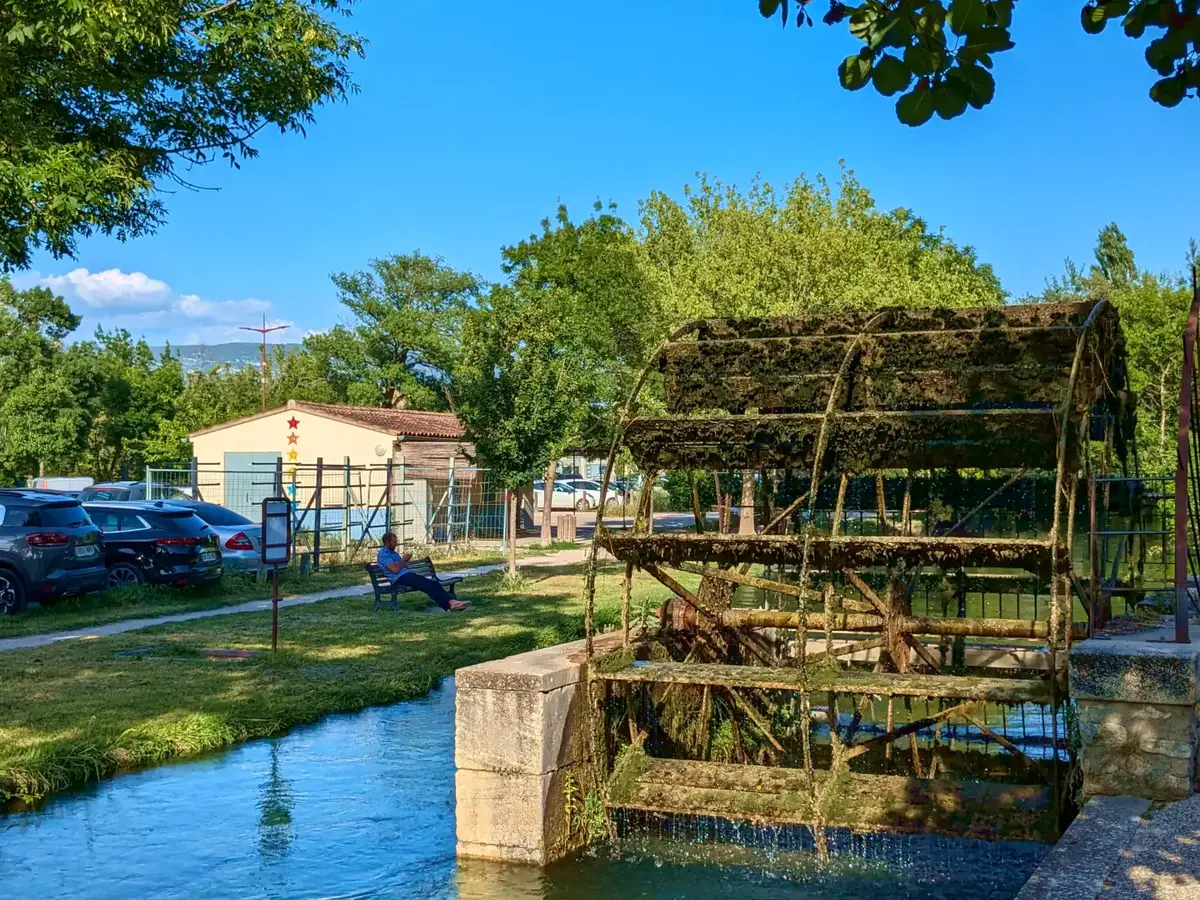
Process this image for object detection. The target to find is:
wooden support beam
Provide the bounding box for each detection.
[806,636,887,666]
[715,607,1087,640]
[598,661,1052,703]
[607,756,1059,842]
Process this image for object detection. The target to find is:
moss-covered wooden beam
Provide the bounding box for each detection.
[692,300,1116,340]
[666,366,1082,414]
[715,608,1088,640]
[598,530,1062,577]
[664,328,1084,381]
[623,409,1073,472]
[608,756,1058,841]
[597,660,1052,702]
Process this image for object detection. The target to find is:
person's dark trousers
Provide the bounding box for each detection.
[393,570,454,610]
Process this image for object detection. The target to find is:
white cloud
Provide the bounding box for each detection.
[43,267,170,309]
[29,267,292,346]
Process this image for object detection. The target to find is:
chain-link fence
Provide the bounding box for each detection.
[147,459,508,569]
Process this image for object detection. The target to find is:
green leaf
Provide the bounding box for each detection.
[1150,72,1187,107]
[872,54,912,95]
[1081,3,1107,34]
[932,79,970,119]
[1123,2,1147,38]
[903,44,942,76]
[948,0,987,36]
[839,53,874,91]
[1146,32,1188,77]
[948,62,996,108]
[759,0,782,18]
[896,86,936,125]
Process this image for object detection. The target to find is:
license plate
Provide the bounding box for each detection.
[200,550,217,563]
[74,545,98,559]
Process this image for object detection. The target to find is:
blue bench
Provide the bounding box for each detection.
[365,558,464,611]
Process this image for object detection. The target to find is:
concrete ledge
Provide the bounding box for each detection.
[1016,795,1150,900]
[1070,626,1200,705]
[455,681,585,774]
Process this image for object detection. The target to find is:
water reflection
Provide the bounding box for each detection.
[0,680,1043,900]
[258,743,294,857]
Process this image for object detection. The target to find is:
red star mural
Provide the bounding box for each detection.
[287,417,300,429]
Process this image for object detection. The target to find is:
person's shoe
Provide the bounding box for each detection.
[448,599,469,612]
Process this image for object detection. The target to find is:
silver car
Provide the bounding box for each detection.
[161,501,261,573]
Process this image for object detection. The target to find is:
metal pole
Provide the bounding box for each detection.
[384,458,393,536]
[274,457,283,497]
[1174,291,1200,644]
[145,465,152,501]
[190,456,199,501]
[1089,474,1099,635]
[447,454,457,545]
[271,564,279,653]
[344,456,351,564]
[314,458,323,573]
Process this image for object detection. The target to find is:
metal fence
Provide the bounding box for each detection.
[147,458,508,569]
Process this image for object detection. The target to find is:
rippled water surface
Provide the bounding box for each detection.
[0,680,1046,899]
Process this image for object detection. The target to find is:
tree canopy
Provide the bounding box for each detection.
[1,0,364,270]
[757,1,1200,125]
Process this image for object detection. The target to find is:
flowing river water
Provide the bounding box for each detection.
[0,680,1047,899]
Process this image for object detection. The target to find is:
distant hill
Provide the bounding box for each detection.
[152,342,302,373]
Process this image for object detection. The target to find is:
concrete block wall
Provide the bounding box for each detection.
[1070,626,1200,802]
[455,635,619,865]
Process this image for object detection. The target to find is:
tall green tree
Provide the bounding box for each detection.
[499,203,660,538]
[1040,222,1193,472]
[1,0,364,270]
[756,1,1200,125]
[639,167,1004,326]
[456,284,592,573]
[322,253,481,409]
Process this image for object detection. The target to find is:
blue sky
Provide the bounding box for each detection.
[14,1,1200,346]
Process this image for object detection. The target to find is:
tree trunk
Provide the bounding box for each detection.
[507,490,518,576]
[689,470,706,533]
[738,469,756,535]
[541,458,556,544]
[1160,368,1168,450]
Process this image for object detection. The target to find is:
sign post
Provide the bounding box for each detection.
[261,498,292,653]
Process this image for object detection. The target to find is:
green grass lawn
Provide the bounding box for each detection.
[0,560,670,805]
[0,549,537,640]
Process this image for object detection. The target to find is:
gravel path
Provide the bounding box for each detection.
[0,546,595,654]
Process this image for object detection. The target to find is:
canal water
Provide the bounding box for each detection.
[0,680,1046,899]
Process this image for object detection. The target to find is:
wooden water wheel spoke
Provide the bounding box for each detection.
[805,636,887,666]
[843,701,978,760]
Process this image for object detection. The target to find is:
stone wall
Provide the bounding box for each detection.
[455,633,621,865]
[1069,627,1200,802]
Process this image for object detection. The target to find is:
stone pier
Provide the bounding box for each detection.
[1070,622,1200,801]
[454,633,619,865]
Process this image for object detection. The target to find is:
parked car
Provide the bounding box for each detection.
[79,481,191,502]
[533,479,603,512]
[164,501,261,573]
[557,478,604,510]
[0,490,106,614]
[82,502,223,588]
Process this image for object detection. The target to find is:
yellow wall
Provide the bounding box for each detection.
[191,409,393,469]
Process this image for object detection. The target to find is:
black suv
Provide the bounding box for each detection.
[82,502,223,588]
[0,490,107,614]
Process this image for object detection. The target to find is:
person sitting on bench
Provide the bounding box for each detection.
[376,532,468,611]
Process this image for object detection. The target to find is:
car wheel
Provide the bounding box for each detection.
[0,569,26,616]
[108,564,143,589]
[575,498,591,512]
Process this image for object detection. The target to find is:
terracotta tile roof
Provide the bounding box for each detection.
[297,402,465,439]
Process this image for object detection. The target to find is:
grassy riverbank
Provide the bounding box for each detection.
[0,561,678,805]
[0,549,528,640]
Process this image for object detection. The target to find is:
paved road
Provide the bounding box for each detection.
[0,545,598,654]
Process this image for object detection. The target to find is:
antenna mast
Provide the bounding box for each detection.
[239,315,288,412]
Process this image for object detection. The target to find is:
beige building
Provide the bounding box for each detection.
[188,400,492,546]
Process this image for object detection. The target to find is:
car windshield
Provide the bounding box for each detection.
[191,505,252,527]
[6,502,91,528]
[146,510,212,536]
[83,488,131,501]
